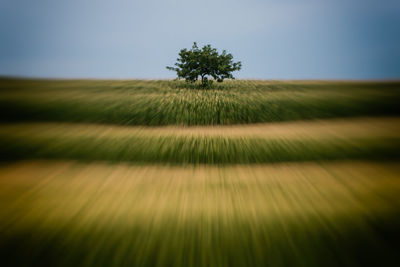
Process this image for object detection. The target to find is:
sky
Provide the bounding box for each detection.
[0,0,399,79]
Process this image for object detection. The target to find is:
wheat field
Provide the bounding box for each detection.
[0,79,399,266]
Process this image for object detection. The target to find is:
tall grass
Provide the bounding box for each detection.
[1,119,399,164]
[1,79,399,125]
[1,161,399,267]
[1,78,400,266]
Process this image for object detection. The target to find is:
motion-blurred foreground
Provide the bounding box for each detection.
[0,79,400,266]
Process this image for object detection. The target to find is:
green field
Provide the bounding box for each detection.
[0,78,400,266]
[1,79,399,125]
[1,118,400,164]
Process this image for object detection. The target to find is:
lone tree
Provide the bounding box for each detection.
[167,42,241,87]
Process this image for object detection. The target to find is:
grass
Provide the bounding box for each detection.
[1,118,399,164]
[1,160,400,267]
[1,78,400,266]
[0,79,399,125]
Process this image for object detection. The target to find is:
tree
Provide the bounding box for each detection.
[167,42,242,87]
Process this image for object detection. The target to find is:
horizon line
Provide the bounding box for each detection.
[1,75,400,83]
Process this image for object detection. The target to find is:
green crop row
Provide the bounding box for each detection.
[0,79,399,125]
[1,122,399,164]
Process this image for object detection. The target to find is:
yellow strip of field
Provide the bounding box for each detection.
[1,160,399,228]
[1,116,399,139]
[1,160,400,266]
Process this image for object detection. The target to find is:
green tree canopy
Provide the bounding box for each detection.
[167,42,242,87]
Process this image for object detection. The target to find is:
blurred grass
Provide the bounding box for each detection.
[0,118,399,164]
[0,78,399,125]
[0,160,400,267]
[1,78,400,266]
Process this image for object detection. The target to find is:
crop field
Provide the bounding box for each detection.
[1,79,399,125]
[0,78,400,266]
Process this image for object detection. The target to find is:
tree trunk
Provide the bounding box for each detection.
[201,74,206,87]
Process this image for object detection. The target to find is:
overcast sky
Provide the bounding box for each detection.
[0,0,399,79]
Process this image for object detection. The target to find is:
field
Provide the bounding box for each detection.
[0,78,400,266]
[1,79,399,125]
